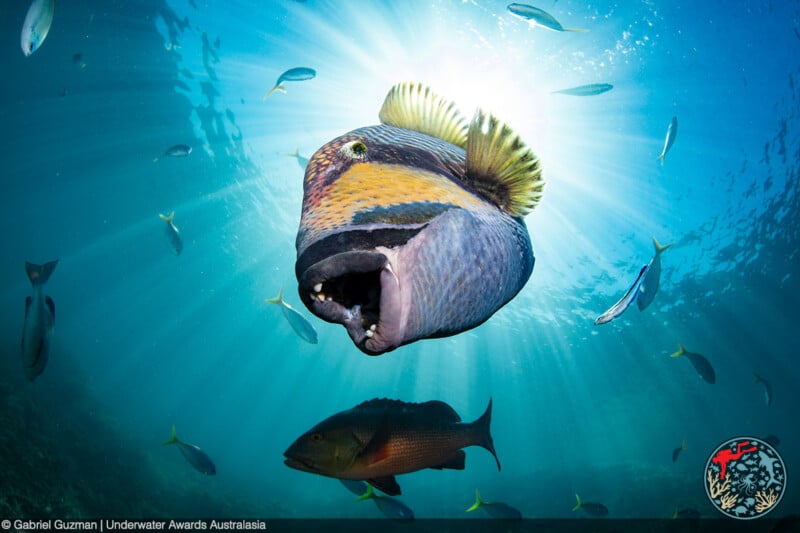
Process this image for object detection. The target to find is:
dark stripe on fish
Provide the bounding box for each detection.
[295,226,426,279]
[352,202,455,225]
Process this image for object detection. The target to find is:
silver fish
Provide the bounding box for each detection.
[657,116,678,164]
[466,489,522,519]
[594,264,649,325]
[159,211,183,255]
[507,3,588,32]
[551,83,613,96]
[21,260,58,381]
[21,0,55,56]
[264,67,316,100]
[266,287,318,344]
[636,237,672,311]
[753,372,773,406]
[162,425,216,475]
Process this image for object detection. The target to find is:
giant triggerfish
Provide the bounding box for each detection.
[294,82,544,355]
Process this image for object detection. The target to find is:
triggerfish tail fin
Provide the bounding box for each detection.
[572,494,582,512]
[162,424,180,446]
[25,260,58,287]
[472,398,501,471]
[378,81,469,148]
[653,237,673,254]
[159,211,175,223]
[464,109,544,217]
[563,27,590,32]
[265,287,284,306]
[466,489,483,512]
[670,342,687,358]
[355,484,375,502]
[263,83,286,101]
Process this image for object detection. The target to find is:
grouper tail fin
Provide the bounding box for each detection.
[465,109,544,217]
[472,398,501,471]
[466,489,484,512]
[25,260,58,287]
[265,287,284,305]
[162,424,180,446]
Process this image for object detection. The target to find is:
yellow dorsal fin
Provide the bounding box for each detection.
[464,109,544,217]
[378,82,468,148]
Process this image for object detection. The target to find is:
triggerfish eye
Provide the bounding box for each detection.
[339,140,368,159]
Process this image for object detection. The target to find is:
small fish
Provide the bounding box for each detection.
[21,260,58,381]
[657,116,678,164]
[594,264,649,325]
[507,3,589,32]
[295,82,543,355]
[670,342,715,384]
[672,508,700,519]
[72,52,86,69]
[356,484,415,520]
[159,211,183,255]
[265,287,319,344]
[572,494,608,516]
[21,0,55,56]
[753,372,773,406]
[153,144,192,162]
[263,67,316,100]
[339,479,369,496]
[284,398,500,496]
[213,36,221,49]
[672,439,687,462]
[162,425,216,475]
[636,237,673,311]
[762,435,780,447]
[287,147,310,170]
[551,83,613,96]
[466,489,522,519]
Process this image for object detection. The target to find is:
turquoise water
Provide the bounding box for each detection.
[1,0,799,520]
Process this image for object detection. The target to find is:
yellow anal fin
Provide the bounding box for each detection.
[464,109,544,217]
[378,82,468,148]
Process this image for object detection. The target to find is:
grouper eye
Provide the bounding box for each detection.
[310,433,323,443]
[339,140,368,160]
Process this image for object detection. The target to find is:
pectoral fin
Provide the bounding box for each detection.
[46,296,55,322]
[367,476,401,496]
[357,415,391,465]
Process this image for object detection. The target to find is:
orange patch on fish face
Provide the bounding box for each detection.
[299,162,486,246]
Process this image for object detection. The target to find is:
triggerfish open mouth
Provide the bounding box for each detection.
[294,82,545,355]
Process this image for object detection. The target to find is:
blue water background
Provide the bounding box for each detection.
[1,0,799,519]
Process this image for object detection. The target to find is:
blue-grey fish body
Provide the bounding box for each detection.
[636,237,673,311]
[467,489,522,519]
[159,211,183,255]
[294,82,544,355]
[594,264,648,325]
[551,83,613,96]
[753,372,772,406]
[671,439,686,462]
[657,116,678,164]
[21,260,58,381]
[163,425,216,475]
[507,3,588,32]
[339,479,369,496]
[266,287,318,344]
[572,494,608,516]
[264,67,316,100]
[356,485,414,520]
[670,342,715,384]
[21,0,55,56]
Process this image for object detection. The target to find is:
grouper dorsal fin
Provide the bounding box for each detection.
[378,82,468,148]
[464,109,544,217]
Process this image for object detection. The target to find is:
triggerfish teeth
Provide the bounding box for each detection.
[293,82,544,355]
